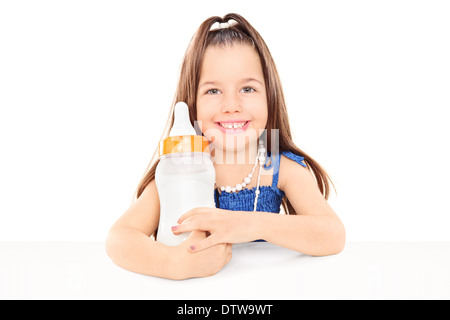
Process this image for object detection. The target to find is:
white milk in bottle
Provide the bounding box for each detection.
[155,102,215,246]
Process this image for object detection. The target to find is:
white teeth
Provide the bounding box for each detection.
[219,122,247,129]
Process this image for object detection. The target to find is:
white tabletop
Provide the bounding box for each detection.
[0,241,449,300]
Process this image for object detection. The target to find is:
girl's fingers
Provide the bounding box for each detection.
[189,234,219,252]
[174,212,215,234]
[171,222,197,234]
[177,207,210,224]
[177,210,196,224]
[172,217,212,234]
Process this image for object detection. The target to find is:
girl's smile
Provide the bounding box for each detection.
[215,120,251,134]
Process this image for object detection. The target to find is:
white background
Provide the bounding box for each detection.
[1,0,449,242]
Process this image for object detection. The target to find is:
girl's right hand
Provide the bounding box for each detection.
[173,230,232,279]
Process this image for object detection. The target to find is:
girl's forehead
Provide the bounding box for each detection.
[201,44,264,81]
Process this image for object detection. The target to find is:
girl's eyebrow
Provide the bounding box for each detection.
[198,78,263,89]
[241,77,264,86]
[198,81,219,89]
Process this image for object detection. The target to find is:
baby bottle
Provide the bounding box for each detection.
[155,102,216,246]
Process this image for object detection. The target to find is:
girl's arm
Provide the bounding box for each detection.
[256,154,346,255]
[175,155,345,256]
[105,180,232,279]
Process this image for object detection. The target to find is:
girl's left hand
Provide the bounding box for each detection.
[172,207,256,252]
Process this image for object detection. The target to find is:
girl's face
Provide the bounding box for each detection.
[196,43,268,156]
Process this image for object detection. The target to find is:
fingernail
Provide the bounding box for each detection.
[171,226,178,232]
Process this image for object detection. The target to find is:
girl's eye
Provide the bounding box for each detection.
[241,87,256,93]
[205,87,255,94]
[206,89,221,95]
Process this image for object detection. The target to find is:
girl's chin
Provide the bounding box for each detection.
[204,127,261,145]
[209,139,260,155]
[212,143,248,153]
[208,136,255,151]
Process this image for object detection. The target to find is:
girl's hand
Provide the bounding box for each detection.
[172,207,257,252]
[174,230,232,279]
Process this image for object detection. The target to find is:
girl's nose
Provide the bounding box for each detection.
[221,94,242,113]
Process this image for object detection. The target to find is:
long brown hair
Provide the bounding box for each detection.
[134,13,334,215]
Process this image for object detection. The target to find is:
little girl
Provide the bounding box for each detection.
[106,13,345,280]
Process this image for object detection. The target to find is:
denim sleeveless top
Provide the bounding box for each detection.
[214,151,307,213]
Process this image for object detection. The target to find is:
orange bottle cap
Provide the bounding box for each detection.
[159,135,211,157]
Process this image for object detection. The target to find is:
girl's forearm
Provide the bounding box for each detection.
[250,212,345,256]
[105,226,180,279]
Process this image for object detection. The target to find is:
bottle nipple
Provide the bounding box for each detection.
[169,102,196,137]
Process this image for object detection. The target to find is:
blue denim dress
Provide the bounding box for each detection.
[214,151,306,213]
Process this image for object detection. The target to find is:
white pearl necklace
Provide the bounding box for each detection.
[216,142,266,211]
